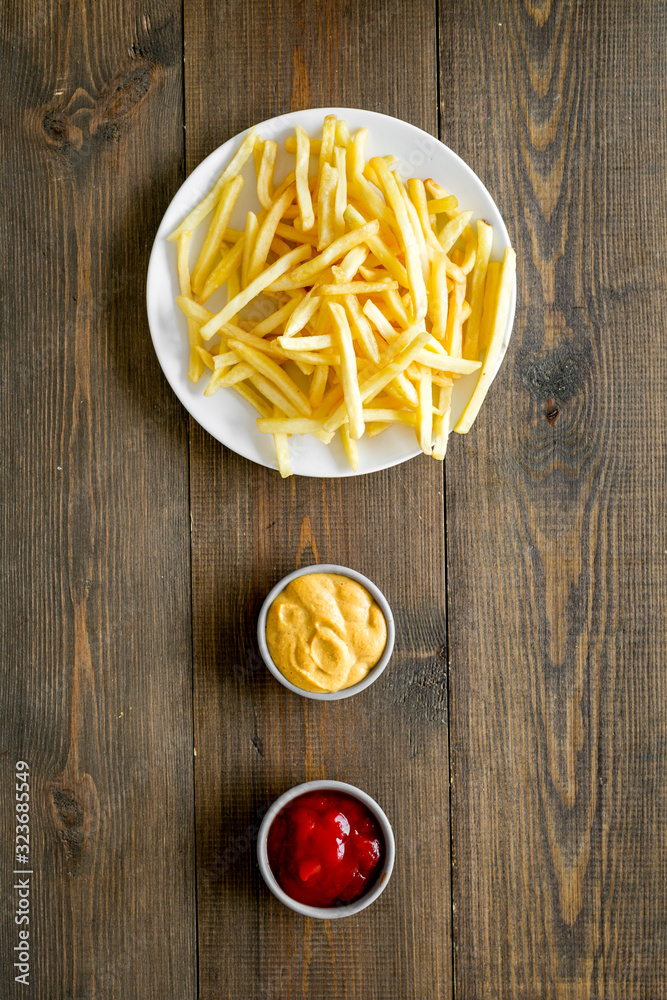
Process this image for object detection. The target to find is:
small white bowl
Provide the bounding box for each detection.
[256,564,395,701]
[257,779,395,919]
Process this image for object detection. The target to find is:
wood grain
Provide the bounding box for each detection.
[2,1,665,997]
[183,2,452,998]
[0,3,196,998]
[440,1,667,997]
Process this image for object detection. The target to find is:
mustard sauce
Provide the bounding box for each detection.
[265,573,387,693]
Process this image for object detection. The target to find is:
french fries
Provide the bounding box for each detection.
[168,117,515,474]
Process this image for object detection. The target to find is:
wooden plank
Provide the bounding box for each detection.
[184,2,452,997]
[0,3,196,998]
[440,2,667,997]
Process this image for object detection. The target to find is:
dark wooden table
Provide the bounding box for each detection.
[1,1,665,997]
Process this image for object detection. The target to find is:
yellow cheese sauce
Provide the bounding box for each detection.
[265,573,388,693]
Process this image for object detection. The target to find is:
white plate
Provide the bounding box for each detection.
[146,107,515,478]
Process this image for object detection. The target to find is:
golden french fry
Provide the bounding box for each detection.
[407,177,441,252]
[317,279,397,296]
[454,248,516,433]
[429,250,449,342]
[203,367,229,396]
[400,182,429,285]
[308,364,329,409]
[443,255,466,285]
[362,408,416,425]
[247,373,301,416]
[199,243,311,339]
[328,302,364,439]
[349,176,398,239]
[294,126,315,231]
[219,361,254,387]
[438,210,473,254]
[432,383,453,460]
[478,260,502,353]
[195,344,215,370]
[362,299,397,340]
[228,339,312,416]
[190,175,244,296]
[251,293,304,335]
[282,288,320,337]
[286,136,321,155]
[416,365,433,455]
[224,268,240,324]
[317,162,338,250]
[257,138,278,208]
[426,196,458,215]
[290,220,379,284]
[333,146,347,240]
[463,220,493,360]
[341,294,380,364]
[277,334,332,351]
[168,126,256,241]
[199,236,245,302]
[177,230,194,298]
[280,350,338,367]
[241,211,258,289]
[335,119,351,146]
[247,185,297,284]
[349,127,367,180]
[344,205,409,287]
[177,231,206,382]
[176,295,212,325]
[366,422,390,437]
[390,373,419,407]
[340,424,359,471]
[450,247,464,268]
[257,417,330,435]
[232,380,274,418]
[370,157,427,323]
[444,279,466,357]
[460,225,477,275]
[338,245,368,280]
[363,155,397,189]
[272,407,292,477]
[252,136,264,178]
[214,351,241,369]
[315,115,337,199]
[324,331,431,432]
[383,287,410,327]
[414,350,480,375]
[425,178,455,204]
[264,267,335,292]
[218,324,285,359]
[274,222,319,246]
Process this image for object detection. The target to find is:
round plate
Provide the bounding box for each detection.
[146,107,515,477]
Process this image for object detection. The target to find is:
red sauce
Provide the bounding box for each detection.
[267,790,385,908]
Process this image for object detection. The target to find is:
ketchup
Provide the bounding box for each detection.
[267,790,385,907]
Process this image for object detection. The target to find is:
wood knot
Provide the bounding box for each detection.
[40,62,154,159]
[42,111,83,152]
[93,64,152,133]
[544,398,561,424]
[48,774,99,873]
[51,788,86,848]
